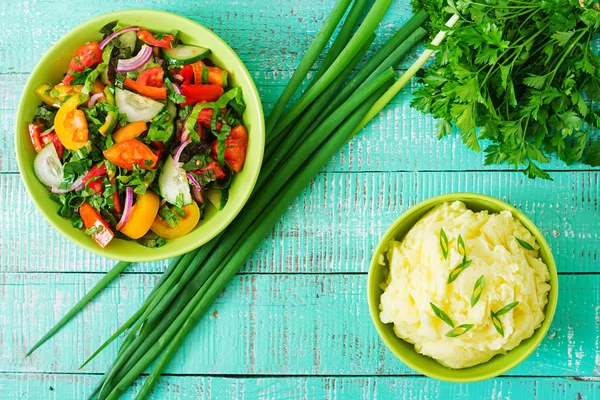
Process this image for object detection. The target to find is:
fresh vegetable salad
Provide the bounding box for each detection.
[29,21,248,248]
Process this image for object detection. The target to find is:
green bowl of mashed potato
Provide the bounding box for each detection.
[367,193,558,382]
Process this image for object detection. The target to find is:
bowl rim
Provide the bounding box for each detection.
[367,192,558,383]
[14,9,265,262]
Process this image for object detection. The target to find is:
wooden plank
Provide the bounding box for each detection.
[0,0,417,74]
[1,172,597,274]
[1,273,598,377]
[0,374,598,400]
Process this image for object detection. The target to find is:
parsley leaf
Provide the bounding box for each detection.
[411,0,600,179]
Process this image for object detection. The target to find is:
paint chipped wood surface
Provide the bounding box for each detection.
[0,0,599,399]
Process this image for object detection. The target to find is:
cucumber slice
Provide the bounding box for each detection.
[167,100,177,118]
[34,143,64,187]
[162,45,211,66]
[115,88,164,122]
[118,30,138,53]
[207,187,229,211]
[164,101,177,139]
[159,155,192,206]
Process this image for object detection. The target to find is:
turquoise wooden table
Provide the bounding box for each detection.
[1,0,599,398]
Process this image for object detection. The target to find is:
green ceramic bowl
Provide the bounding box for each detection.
[15,10,264,262]
[367,193,558,383]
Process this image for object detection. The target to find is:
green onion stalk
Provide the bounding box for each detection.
[23,4,457,400]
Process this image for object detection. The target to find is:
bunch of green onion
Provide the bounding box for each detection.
[27,0,448,397]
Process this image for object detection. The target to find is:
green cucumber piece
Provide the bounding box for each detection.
[162,44,211,65]
[207,187,228,211]
[115,88,164,122]
[34,143,64,187]
[118,30,138,54]
[159,155,192,206]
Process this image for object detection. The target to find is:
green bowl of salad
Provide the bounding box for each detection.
[15,10,264,262]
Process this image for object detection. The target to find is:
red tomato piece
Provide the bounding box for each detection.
[63,42,103,85]
[40,133,65,160]
[103,139,159,170]
[28,123,44,153]
[181,83,224,105]
[137,30,175,48]
[211,125,248,172]
[124,66,167,99]
[82,164,108,194]
[79,202,115,248]
[194,161,227,180]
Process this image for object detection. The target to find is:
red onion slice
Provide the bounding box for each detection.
[87,93,105,108]
[180,129,190,143]
[187,173,202,191]
[116,187,134,230]
[50,174,86,194]
[172,73,184,82]
[191,184,205,204]
[100,26,140,49]
[172,82,182,95]
[116,45,153,73]
[173,138,192,174]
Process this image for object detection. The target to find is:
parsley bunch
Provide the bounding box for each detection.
[411,0,600,179]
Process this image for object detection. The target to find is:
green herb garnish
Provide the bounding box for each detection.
[495,301,519,316]
[516,238,534,251]
[491,301,519,337]
[85,225,104,236]
[430,302,454,328]
[470,275,485,308]
[447,259,472,284]
[457,234,466,259]
[439,228,449,260]
[446,324,473,338]
[491,311,504,337]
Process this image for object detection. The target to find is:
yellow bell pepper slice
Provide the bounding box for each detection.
[119,191,160,240]
[34,83,83,107]
[98,86,118,136]
[54,93,89,150]
[150,202,201,239]
[113,121,147,143]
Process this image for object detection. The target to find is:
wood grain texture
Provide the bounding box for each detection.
[2,0,600,398]
[1,172,597,274]
[1,273,598,377]
[0,375,599,400]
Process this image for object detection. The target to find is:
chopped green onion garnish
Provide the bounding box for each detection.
[491,311,504,336]
[471,275,485,308]
[457,234,467,259]
[447,259,472,284]
[491,301,519,337]
[440,228,449,260]
[495,301,519,316]
[516,238,534,250]
[446,323,474,338]
[430,302,454,328]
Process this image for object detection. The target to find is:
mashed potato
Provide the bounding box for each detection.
[379,201,551,369]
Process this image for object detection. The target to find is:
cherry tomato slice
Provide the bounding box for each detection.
[103,139,159,170]
[63,42,103,85]
[181,83,224,105]
[40,133,65,160]
[79,202,114,248]
[123,66,167,100]
[137,30,175,48]
[194,161,227,180]
[211,125,248,172]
